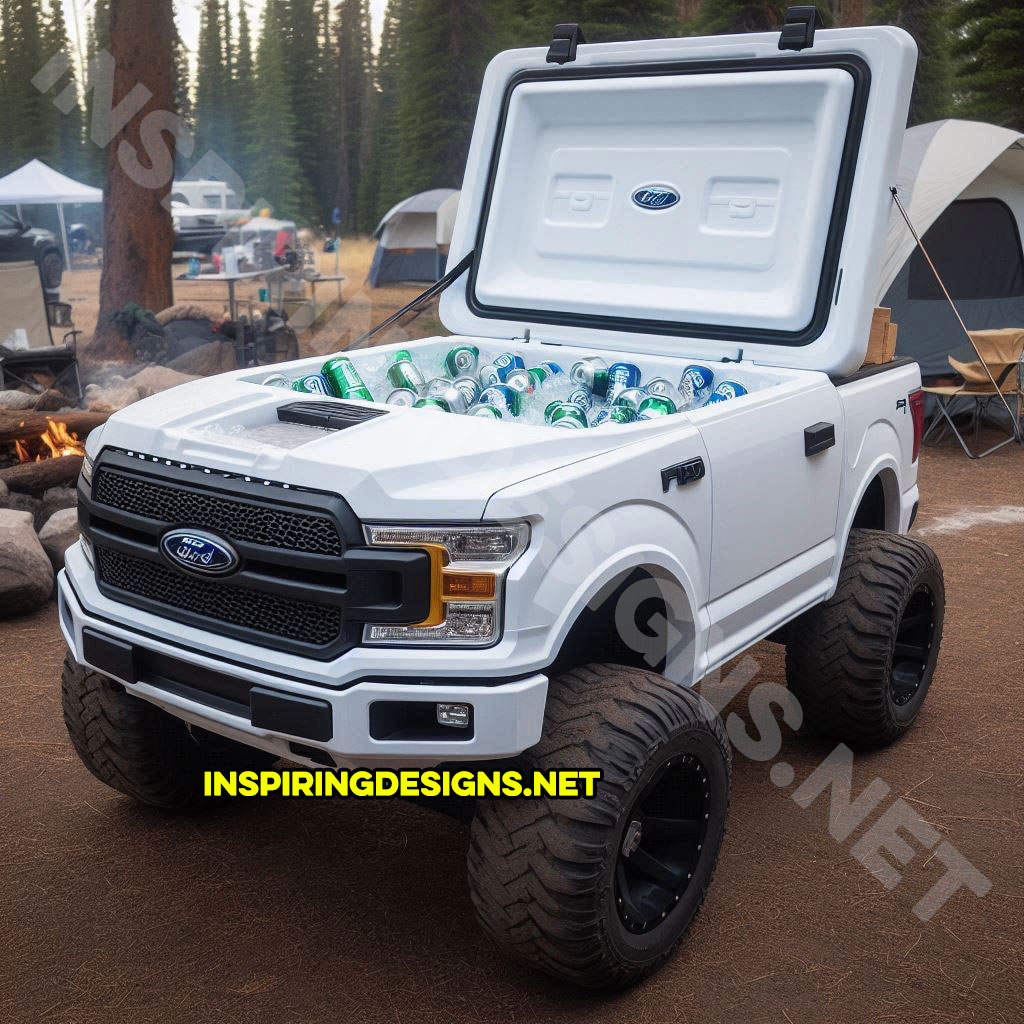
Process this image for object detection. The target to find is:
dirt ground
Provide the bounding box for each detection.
[63,237,443,361]
[1,441,1023,1022]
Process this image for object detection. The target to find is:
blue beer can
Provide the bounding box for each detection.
[539,361,564,376]
[493,352,526,381]
[478,383,522,417]
[607,362,642,402]
[679,364,715,407]
[290,372,333,395]
[478,362,503,387]
[705,380,749,404]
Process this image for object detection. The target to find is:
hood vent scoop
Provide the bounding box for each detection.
[277,401,388,431]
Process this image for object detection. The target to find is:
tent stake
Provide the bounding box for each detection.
[889,186,1020,438]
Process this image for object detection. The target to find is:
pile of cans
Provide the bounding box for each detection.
[259,346,749,429]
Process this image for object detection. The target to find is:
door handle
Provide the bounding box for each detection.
[804,422,835,457]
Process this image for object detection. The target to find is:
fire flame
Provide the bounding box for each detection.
[15,420,87,463]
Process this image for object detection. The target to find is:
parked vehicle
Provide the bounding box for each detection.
[0,207,63,300]
[58,16,944,989]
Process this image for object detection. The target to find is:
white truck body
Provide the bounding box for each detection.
[60,24,924,769]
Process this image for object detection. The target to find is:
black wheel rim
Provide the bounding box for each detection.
[615,753,711,933]
[891,586,937,707]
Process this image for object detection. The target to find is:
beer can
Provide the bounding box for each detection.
[705,380,748,404]
[467,403,502,419]
[291,372,332,395]
[613,386,648,412]
[493,352,526,381]
[386,388,418,407]
[539,361,564,376]
[504,368,533,394]
[679,364,715,407]
[637,395,679,419]
[592,405,637,426]
[545,401,588,429]
[478,384,522,417]
[413,397,449,412]
[570,357,610,397]
[260,372,290,388]
[452,375,481,407]
[438,383,471,414]
[444,344,480,377]
[478,362,503,387]
[567,386,594,412]
[386,355,426,392]
[646,377,685,407]
[425,376,453,399]
[607,362,642,402]
[322,356,374,401]
[527,367,548,389]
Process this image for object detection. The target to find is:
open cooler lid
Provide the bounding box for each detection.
[440,23,917,377]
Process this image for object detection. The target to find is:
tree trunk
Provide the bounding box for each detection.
[838,0,866,27]
[89,0,177,363]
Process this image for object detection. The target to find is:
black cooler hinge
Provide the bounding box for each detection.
[547,23,586,65]
[778,6,822,51]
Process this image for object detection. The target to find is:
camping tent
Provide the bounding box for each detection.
[0,159,103,266]
[878,120,1024,378]
[368,189,459,287]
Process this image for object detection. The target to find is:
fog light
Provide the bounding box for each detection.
[436,703,471,729]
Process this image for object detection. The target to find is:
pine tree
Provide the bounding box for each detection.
[42,0,84,175]
[528,0,681,41]
[232,2,256,184]
[247,0,311,218]
[194,0,227,168]
[333,0,373,232]
[363,0,405,225]
[283,0,323,220]
[870,1,951,124]
[950,0,1024,130]
[690,0,789,34]
[3,0,58,169]
[81,0,111,184]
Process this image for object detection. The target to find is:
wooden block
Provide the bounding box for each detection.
[883,321,898,362]
[864,306,894,365]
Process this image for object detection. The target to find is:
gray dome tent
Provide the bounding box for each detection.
[368,189,459,287]
[878,120,1024,379]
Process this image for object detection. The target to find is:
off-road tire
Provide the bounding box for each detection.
[467,663,731,989]
[61,654,275,809]
[786,528,944,747]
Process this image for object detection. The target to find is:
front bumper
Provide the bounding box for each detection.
[58,564,548,769]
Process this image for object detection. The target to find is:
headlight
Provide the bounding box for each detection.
[80,452,94,487]
[362,523,529,646]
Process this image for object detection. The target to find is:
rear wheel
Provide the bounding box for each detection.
[786,529,944,747]
[467,663,730,988]
[61,654,275,809]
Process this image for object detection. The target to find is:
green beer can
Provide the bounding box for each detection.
[322,355,374,401]
[637,395,678,420]
[386,353,426,391]
[413,397,449,412]
[545,401,588,429]
[527,367,549,389]
[444,344,480,377]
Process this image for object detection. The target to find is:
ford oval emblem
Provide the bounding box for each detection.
[160,530,240,577]
[631,185,680,211]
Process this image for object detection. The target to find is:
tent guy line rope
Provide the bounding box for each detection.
[889,185,1020,438]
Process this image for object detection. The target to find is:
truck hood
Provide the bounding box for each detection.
[94,374,649,520]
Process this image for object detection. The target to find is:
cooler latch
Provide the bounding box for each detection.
[547,23,586,65]
[778,6,821,51]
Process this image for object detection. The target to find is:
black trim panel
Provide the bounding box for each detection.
[467,54,872,349]
[830,356,916,387]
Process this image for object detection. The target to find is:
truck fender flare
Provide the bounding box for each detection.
[835,451,901,570]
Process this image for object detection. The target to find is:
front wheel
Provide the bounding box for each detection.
[467,663,731,988]
[786,529,944,747]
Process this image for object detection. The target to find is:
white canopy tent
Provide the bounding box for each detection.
[0,158,103,265]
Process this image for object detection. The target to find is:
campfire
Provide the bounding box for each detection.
[14,421,87,464]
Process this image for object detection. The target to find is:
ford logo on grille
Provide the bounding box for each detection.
[631,185,680,211]
[160,530,239,576]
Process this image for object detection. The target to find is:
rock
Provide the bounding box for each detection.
[84,382,142,413]
[0,389,35,410]
[0,478,8,507]
[5,490,42,524]
[0,509,54,614]
[39,486,77,525]
[129,365,199,397]
[32,388,68,412]
[38,507,79,571]
[168,341,237,377]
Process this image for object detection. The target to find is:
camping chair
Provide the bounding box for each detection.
[922,328,1024,459]
[0,260,82,400]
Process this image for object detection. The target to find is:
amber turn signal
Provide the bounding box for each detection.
[442,571,497,600]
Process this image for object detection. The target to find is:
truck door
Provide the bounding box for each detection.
[699,378,843,664]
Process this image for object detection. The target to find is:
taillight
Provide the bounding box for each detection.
[909,389,925,462]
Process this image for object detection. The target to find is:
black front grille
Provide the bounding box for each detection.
[93,467,342,555]
[96,546,343,647]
